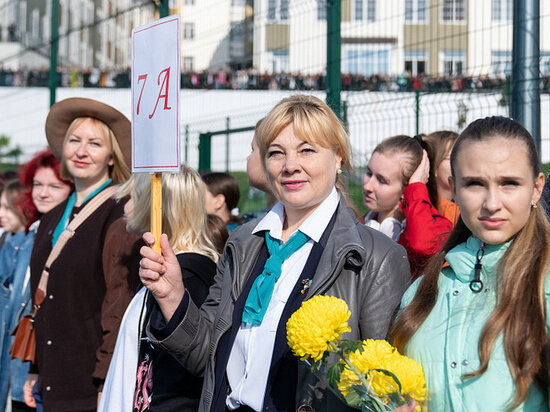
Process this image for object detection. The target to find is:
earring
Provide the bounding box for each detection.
[337,169,342,175]
[532,202,538,209]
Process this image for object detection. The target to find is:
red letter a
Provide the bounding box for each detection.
[149,67,172,119]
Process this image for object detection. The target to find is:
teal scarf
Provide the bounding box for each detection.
[51,179,112,247]
[242,230,310,326]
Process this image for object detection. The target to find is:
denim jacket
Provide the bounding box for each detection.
[0,226,37,409]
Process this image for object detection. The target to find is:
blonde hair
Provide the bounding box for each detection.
[125,166,219,262]
[256,95,352,173]
[60,117,130,184]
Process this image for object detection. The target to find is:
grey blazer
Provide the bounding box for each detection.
[148,196,412,412]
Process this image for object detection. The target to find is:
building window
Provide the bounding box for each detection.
[31,9,39,39]
[440,50,466,75]
[354,0,376,22]
[405,0,427,24]
[19,1,26,38]
[405,50,427,76]
[441,0,466,23]
[267,0,289,22]
[183,57,194,72]
[343,44,391,76]
[491,51,511,75]
[268,49,289,72]
[492,0,512,22]
[183,22,194,40]
[230,22,245,59]
[492,51,550,76]
[317,0,326,20]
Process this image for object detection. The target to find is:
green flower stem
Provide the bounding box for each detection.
[329,342,388,411]
[330,342,371,389]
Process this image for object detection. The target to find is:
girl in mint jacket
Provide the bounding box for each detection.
[391,116,549,412]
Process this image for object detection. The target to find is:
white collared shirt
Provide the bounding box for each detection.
[225,187,339,411]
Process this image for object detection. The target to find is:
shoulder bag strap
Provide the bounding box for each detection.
[34,185,118,306]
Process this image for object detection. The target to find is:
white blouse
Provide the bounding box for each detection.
[225,187,339,411]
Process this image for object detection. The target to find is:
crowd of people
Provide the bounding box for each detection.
[0,93,549,412]
[3,65,550,93]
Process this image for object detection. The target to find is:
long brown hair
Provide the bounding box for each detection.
[390,116,550,410]
[201,172,243,225]
[423,130,458,205]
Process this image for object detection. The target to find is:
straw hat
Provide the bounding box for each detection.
[45,97,131,166]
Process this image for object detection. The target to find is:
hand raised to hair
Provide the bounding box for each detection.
[139,232,185,322]
[409,149,430,185]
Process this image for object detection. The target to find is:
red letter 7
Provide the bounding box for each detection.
[137,74,148,115]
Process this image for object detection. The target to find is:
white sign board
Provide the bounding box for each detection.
[131,15,180,172]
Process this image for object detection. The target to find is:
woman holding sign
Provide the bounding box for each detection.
[100,166,219,412]
[139,95,412,411]
[24,98,141,411]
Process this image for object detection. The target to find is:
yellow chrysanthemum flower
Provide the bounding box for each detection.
[286,295,351,361]
[383,355,427,402]
[337,339,427,405]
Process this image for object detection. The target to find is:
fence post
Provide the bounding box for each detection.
[326,0,341,119]
[159,0,169,18]
[342,100,348,128]
[512,0,540,156]
[199,133,212,172]
[225,117,230,172]
[184,124,189,164]
[415,90,420,135]
[49,0,60,107]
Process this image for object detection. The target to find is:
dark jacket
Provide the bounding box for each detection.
[148,197,412,412]
[138,253,217,411]
[30,193,141,412]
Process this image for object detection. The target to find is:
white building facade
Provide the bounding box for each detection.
[0,0,155,70]
[175,0,251,72]
[253,0,550,77]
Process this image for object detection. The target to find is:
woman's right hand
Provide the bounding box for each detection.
[409,149,430,185]
[24,374,38,407]
[139,232,185,321]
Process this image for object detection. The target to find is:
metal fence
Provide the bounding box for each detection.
[1,0,549,214]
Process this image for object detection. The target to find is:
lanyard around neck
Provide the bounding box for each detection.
[51,179,112,247]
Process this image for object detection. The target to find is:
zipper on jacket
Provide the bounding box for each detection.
[470,243,486,293]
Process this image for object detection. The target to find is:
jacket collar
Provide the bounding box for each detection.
[224,196,365,299]
[305,196,365,298]
[445,236,512,283]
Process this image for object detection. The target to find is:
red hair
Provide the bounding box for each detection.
[17,149,73,230]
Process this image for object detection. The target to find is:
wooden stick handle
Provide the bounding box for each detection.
[151,173,162,254]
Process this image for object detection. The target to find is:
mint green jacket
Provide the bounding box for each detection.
[402,236,550,411]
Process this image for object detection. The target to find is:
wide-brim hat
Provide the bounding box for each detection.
[45,97,131,166]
